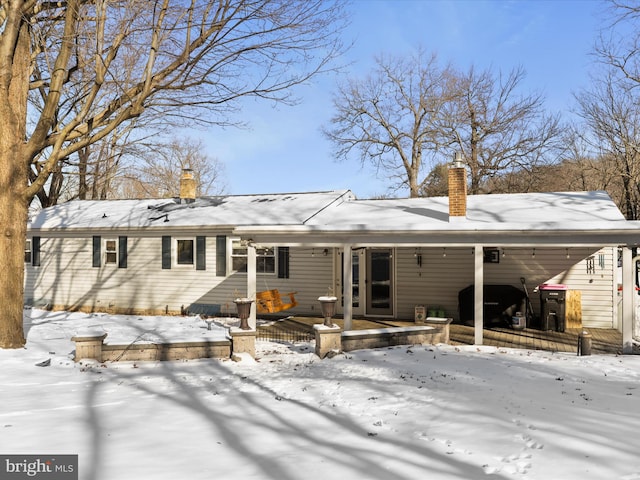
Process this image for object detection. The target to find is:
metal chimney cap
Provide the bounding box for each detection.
[452,151,466,168]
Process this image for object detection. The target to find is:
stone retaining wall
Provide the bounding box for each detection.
[73,333,234,362]
[73,318,452,362]
[341,325,442,352]
[101,340,231,362]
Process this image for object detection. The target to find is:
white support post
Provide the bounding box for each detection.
[622,247,633,354]
[474,245,484,345]
[343,244,353,331]
[247,244,257,330]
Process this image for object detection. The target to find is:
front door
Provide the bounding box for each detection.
[366,248,394,316]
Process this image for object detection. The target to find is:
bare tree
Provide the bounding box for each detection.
[444,66,565,194]
[324,50,457,198]
[572,0,640,220]
[119,137,227,198]
[0,0,346,348]
[324,50,563,197]
[31,121,145,207]
[572,70,640,219]
[419,162,449,197]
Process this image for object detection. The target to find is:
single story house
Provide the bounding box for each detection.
[26,167,640,352]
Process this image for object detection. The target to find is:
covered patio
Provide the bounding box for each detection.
[237,164,640,354]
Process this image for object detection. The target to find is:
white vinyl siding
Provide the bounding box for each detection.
[23,237,616,329]
[195,247,333,315]
[25,235,220,313]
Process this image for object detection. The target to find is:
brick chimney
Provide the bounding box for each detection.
[448,152,467,221]
[179,168,197,204]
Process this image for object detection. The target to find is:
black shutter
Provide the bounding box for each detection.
[32,236,41,267]
[196,236,206,270]
[216,235,226,277]
[162,236,171,269]
[118,236,128,269]
[92,236,101,268]
[277,247,290,279]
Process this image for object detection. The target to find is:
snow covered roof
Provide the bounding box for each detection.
[28,190,355,231]
[27,189,640,245]
[305,190,630,231]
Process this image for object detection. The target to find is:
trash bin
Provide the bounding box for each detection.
[539,284,568,332]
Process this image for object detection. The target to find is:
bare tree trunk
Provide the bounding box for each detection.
[469,109,481,194]
[0,0,346,349]
[0,189,28,348]
[78,147,89,200]
[0,20,30,348]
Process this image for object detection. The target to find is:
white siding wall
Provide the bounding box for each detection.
[26,235,228,313]
[25,235,616,328]
[194,247,334,316]
[395,247,475,321]
[25,236,334,316]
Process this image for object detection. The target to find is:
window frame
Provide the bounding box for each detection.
[229,239,276,275]
[174,237,196,268]
[24,239,32,264]
[104,238,118,265]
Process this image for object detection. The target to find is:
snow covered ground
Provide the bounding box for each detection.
[2,309,640,480]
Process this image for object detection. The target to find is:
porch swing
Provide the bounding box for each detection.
[256,289,298,314]
[254,246,297,314]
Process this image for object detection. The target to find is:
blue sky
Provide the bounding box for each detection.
[200,0,607,199]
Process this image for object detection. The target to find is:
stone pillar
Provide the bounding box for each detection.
[71,333,107,362]
[230,327,256,358]
[424,317,453,344]
[314,324,342,359]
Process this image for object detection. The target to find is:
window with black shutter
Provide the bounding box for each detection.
[118,236,128,268]
[277,247,290,279]
[162,236,171,269]
[196,236,206,270]
[92,236,101,268]
[216,235,227,277]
